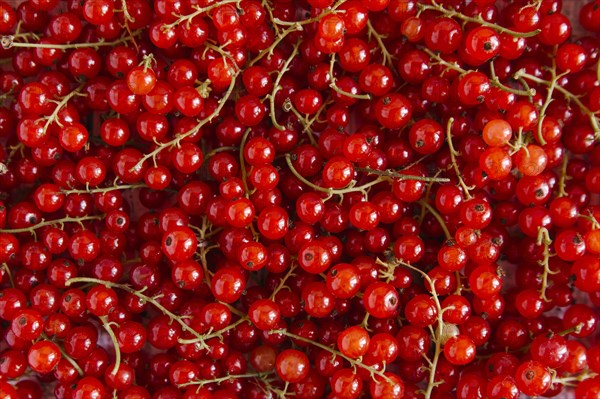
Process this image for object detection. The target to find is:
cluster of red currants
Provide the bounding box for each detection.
[0,0,600,398]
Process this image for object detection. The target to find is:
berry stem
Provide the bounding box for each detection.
[301,98,331,135]
[271,329,393,383]
[355,167,451,183]
[418,199,452,240]
[557,322,585,337]
[6,143,24,166]
[204,42,240,71]
[514,68,600,140]
[204,146,237,159]
[41,333,83,376]
[425,48,534,97]
[178,371,273,388]
[579,211,600,230]
[239,128,252,195]
[269,263,297,300]
[556,152,569,197]
[99,316,121,376]
[268,41,301,131]
[445,117,474,200]
[0,215,103,234]
[162,0,241,31]
[417,1,541,38]
[280,99,319,146]
[553,371,599,387]
[42,83,87,134]
[378,257,446,399]
[536,227,558,302]
[248,24,303,67]
[328,55,371,100]
[131,68,239,171]
[139,53,156,71]
[62,183,146,195]
[194,216,217,284]
[1,263,14,287]
[178,317,247,345]
[1,30,141,50]
[117,0,135,22]
[285,153,385,197]
[489,60,536,97]
[271,0,346,26]
[366,20,395,70]
[534,46,566,146]
[65,277,209,348]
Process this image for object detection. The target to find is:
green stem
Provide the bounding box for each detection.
[42,83,86,134]
[489,60,535,97]
[0,215,103,234]
[162,0,241,30]
[355,167,450,183]
[248,24,303,67]
[535,47,562,146]
[204,146,237,159]
[419,200,451,240]
[273,329,392,383]
[328,55,371,100]
[41,333,83,376]
[557,152,569,197]
[418,1,540,38]
[239,128,251,195]
[65,278,209,348]
[118,0,135,22]
[378,258,446,399]
[62,184,146,195]
[178,317,246,344]
[536,227,557,302]
[445,118,473,200]
[1,263,14,287]
[179,371,273,388]
[99,316,121,376]
[270,264,297,300]
[285,154,385,197]
[367,20,395,70]
[268,41,301,131]
[425,48,533,97]
[131,68,238,171]
[515,69,600,140]
[2,30,141,49]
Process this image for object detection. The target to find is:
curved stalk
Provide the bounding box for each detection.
[65,277,209,349]
[271,329,393,383]
[418,1,540,38]
[0,215,103,234]
[445,118,474,200]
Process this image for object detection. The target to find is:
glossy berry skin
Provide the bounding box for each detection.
[275,349,309,383]
[515,360,552,397]
[116,321,146,354]
[28,340,61,374]
[337,326,370,358]
[11,309,44,340]
[363,282,399,318]
[404,295,438,328]
[162,227,198,262]
[211,266,246,303]
[248,299,280,330]
[443,335,476,365]
[374,93,413,129]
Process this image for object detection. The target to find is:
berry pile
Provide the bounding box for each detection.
[0,0,599,398]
